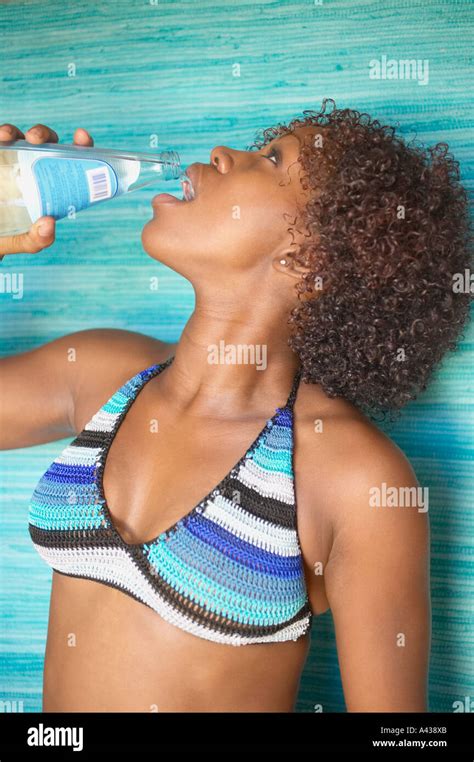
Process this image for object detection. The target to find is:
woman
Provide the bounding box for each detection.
[0,100,470,712]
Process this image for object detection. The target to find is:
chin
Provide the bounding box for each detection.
[140,220,183,272]
[141,219,164,260]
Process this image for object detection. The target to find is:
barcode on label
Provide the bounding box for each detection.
[86,167,112,202]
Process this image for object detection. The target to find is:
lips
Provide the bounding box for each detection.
[183,164,200,200]
[151,164,200,208]
[181,175,195,201]
[151,193,184,206]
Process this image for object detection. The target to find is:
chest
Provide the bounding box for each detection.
[95,381,332,615]
[67,364,330,611]
[101,389,270,546]
[31,363,334,627]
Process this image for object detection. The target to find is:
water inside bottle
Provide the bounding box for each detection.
[0,148,30,236]
[0,146,196,236]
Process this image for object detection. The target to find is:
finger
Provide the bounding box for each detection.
[25,124,59,144]
[73,127,94,147]
[0,216,56,256]
[0,123,26,141]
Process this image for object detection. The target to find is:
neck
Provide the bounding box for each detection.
[159,293,300,418]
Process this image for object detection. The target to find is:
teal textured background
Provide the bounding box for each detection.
[0,0,472,713]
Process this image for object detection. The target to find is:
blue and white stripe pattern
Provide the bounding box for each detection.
[28,356,313,646]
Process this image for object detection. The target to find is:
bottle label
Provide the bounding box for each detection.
[31,157,118,219]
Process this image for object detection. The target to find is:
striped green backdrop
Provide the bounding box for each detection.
[0,0,472,713]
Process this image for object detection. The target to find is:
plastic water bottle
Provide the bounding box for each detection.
[0,140,195,236]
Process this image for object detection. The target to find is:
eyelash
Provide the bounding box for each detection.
[263,146,280,165]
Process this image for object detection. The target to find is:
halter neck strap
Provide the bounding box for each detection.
[285,364,302,409]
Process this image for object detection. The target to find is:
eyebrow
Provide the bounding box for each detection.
[281,133,302,146]
[256,133,302,167]
[263,133,301,152]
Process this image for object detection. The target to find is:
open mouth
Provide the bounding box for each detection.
[180,174,195,202]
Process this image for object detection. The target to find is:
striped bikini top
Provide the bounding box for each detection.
[28,355,313,647]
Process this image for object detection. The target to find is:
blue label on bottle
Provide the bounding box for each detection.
[31,157,118,219]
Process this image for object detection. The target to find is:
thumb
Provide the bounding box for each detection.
[0,216,56,257]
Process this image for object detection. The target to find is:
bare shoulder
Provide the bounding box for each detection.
[65,328,177,433]
[294,380,428,572]
[294,383,431,710]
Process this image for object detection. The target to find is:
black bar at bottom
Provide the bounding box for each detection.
[0,711,472,757]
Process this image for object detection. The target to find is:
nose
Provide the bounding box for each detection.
[210,145,235,173]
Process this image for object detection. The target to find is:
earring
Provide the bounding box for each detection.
[279,259,287,265]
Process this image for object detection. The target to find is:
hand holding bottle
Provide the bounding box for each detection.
[0,123,94,258]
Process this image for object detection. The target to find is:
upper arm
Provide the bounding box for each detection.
[300,418,431,712]
[0,328,172,450]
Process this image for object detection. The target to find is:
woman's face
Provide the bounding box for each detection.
[141,125,319,281]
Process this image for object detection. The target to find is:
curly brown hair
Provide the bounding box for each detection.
[248,99,473,420]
